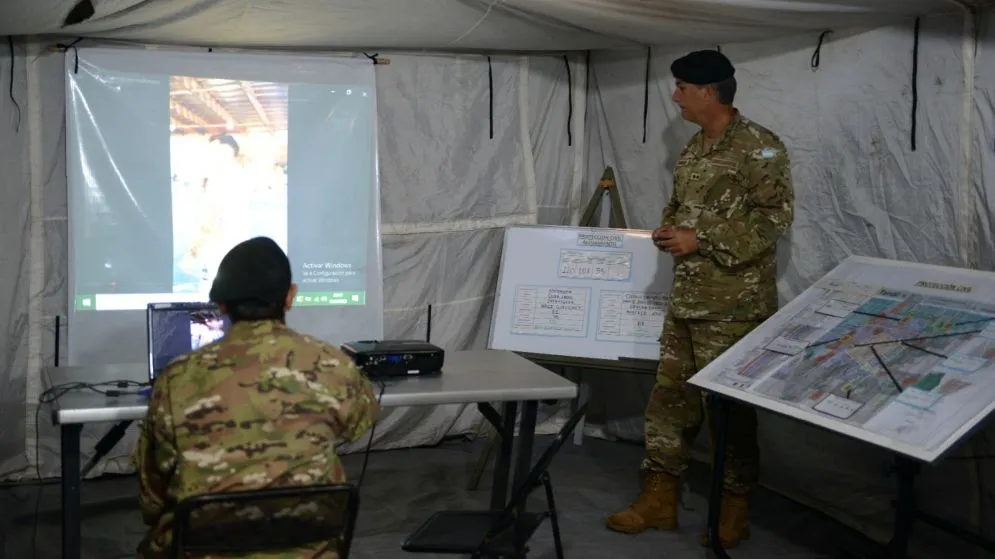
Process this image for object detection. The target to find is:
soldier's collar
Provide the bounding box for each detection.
[228,319,288,335]
[696,111,743,154]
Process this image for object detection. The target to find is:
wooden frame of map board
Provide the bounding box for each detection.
[688,255,995,463]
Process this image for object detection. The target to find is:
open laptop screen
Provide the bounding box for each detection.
[147,302,231,382]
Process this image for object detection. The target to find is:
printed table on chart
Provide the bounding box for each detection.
[512,286,589,336]
[597,291,667,342]
[558,250,632,281]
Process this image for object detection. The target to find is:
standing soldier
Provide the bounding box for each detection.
[605,50,794,549]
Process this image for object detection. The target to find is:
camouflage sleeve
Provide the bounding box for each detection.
[135,378,178,526]
[661,193,679,227]
[327,358,382,443]
[695,145,794,267]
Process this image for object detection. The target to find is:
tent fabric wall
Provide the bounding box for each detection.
[0,41,31,486]
[582,12,994,557]
[0,0,964,51]
[0,3,993,558]
[0,47,587,478]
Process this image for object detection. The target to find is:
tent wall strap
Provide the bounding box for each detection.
[7,36,21,131]
[642,46,650,144]
[564,55,573,147]
[911,17,921,151]
[487,56,494,140]
[810,30,832,69]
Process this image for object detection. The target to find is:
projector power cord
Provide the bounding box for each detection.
[355,379,386,491]
[31,380,148,558]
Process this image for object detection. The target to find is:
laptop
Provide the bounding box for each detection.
[146,302,231,383]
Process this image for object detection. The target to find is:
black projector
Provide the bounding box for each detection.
[340,340,445,379]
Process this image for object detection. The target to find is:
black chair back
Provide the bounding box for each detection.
[172,483,359,558]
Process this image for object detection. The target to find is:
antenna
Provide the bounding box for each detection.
[54,315,61,367]
[426,304,432,344]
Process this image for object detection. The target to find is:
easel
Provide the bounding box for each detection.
[578,166,628,229]
[467,167,650,491]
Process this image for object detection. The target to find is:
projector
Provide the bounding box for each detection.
[341,340,444,379]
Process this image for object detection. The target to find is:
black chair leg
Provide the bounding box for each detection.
[542,473,565,559]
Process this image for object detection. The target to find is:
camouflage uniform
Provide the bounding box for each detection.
[134,320,381,559]
[644,112,794,492]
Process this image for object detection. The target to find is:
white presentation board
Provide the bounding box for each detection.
[489,225,674,360]
[689,256,995,463]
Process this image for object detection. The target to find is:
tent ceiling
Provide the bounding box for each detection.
[0,0,968,52]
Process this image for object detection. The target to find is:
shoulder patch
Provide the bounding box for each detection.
[758,147,778,160]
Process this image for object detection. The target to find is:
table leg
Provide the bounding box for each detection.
[60,423,83,559]
[489,401,518,511]
[572,382,589,446]
[512,401,538,497]
[706,396,731,559]
[510,400,538,556]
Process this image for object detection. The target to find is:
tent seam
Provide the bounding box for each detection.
[381,213,537,235]
[25,39,45,475]
[519,55,539,223]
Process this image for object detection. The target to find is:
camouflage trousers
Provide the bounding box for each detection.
[641,315,762,494]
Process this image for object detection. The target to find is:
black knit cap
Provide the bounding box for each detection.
[209,236,292,304]
[670,50,735,85]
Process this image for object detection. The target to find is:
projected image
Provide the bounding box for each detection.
[68,57,378,322]
[168,76,290,294]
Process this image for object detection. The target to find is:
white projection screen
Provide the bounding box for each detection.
[65,47,384,365]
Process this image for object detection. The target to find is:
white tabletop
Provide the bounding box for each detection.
[44,349,578,425]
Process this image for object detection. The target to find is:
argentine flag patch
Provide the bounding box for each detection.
[759,147,777,160]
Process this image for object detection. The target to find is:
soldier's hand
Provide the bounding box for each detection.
[661,227,698,257]
[651,226,672,251]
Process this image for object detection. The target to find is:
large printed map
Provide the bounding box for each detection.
[690,257,995,462]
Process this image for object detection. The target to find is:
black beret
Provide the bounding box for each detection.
[209,237,292,304]
[670,50,735,86]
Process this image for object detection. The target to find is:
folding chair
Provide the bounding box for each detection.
[171,483,359,558]
[402,402,589,559]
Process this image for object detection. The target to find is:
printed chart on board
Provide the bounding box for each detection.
[689,255,995,462]
[489,226,673,361]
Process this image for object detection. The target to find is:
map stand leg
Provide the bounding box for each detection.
[706,395,731,559]
[886,456,919,559]
[885,455,995,556]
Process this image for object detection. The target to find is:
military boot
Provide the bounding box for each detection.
[699,492,750,548]
[605,472,680,534]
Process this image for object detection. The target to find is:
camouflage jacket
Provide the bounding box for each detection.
[134,320,381,558]
[663,113,794,321]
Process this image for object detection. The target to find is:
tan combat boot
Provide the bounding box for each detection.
[605,472,680,534]
[699,492,751,548]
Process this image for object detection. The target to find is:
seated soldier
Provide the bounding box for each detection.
[135,236,381,558]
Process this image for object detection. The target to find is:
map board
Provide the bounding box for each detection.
[488,225,674,361]
[689,256,995,463]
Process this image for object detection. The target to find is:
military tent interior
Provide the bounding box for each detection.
[1,0,994,557]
